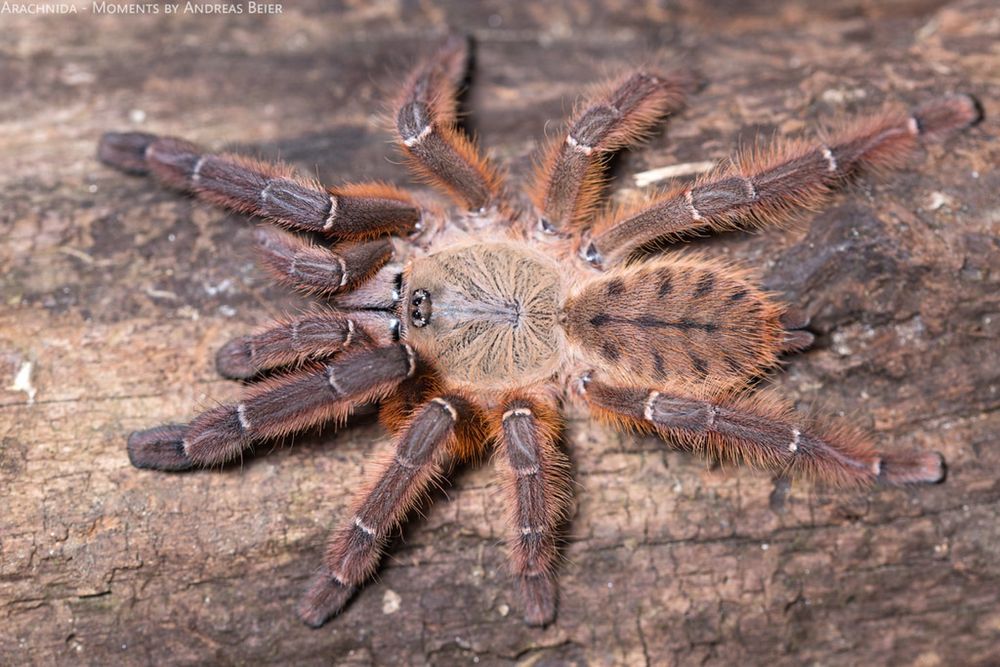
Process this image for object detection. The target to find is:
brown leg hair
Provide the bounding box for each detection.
[581,377,944,488]
[127,345,416,470]
[215,310,381,380]
[297,394,470,627]
[494,396,569,626]
[530,69,691,233]
[254,226,393,295]
[97,132,421,237]
[582,95,981,267]
[393,36,504,211]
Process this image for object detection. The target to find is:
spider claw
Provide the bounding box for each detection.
[126,424,194,471]
[518,574,557,627]
[297,566,357,628]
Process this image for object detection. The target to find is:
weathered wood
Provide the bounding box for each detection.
[2,1,998,665]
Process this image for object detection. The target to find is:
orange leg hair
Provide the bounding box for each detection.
[530,68,692,233]
[583,94,981,267]
[393,36,504,211]
[582,378,944,488]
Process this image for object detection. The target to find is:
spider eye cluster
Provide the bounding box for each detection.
[411,289,432,328]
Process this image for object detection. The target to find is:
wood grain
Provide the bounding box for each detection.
[2,1,998,664]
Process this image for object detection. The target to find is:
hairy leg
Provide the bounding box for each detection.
[215,310,386,380]
[297,394,472,627]
[530,69,692,233]
[393,36,504,211]
[494,396,569,626]
[127,345,416,470]
[581,377,943,487]
[582,94,981,267]
[98,132,421,237]
[254,226,392,295]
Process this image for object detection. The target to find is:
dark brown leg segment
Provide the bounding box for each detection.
[394,36,503,211]
[531,70,691,232]
[297,395,466,627]
[582,378,944,488]
[584,95,981,267]
[255,226,392,295]
[215,311,376,380]
[496,397,569,626]
[127,345,416,470]
[98,132,421,237]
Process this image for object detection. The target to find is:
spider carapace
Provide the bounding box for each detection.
[401,240,564,389]
[99,35,980,628]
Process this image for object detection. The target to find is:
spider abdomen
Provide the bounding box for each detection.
[404,241,565,389]
[565,255,785,389]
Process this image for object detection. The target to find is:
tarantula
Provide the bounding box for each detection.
[99,36,980,627]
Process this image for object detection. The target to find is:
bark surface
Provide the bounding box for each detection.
[1,1,998,665]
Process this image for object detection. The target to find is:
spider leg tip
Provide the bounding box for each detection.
[878,451,946,486]
[923,451,947,485]
[97,131,157,175]
[915,93,984,138]
[215,337,257,380]
[779,307,811,331]
[296,605,333,630]
[780,329,815,354]
[518,575,557,627]
[126,424,194,471]
[297,567,357,628]
[952,93,984,128]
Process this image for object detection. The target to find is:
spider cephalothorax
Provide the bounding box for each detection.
[99,35,980,628]
[402,240,565,389]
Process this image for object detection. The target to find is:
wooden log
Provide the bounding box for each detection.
[1,1,998,664]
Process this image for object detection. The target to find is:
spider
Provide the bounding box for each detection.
[98,35,980,628]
